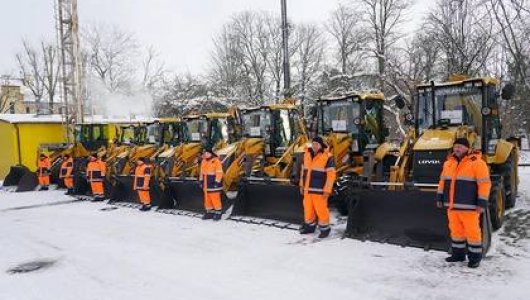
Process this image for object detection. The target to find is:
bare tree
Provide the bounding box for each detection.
[41,42,61,109]
[83,24,139,93]
[425,0,496,77]
[209,23,246,101]
[141,45,167,92]
[16,40,45,103]
[294,23,325,104]
[326,4,367,75]
[359,0,411,88]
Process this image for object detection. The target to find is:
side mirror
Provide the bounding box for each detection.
[392,95,407,110]
[404,113,415,125]
[501,83,515,100]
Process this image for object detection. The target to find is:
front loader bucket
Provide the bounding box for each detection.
[231,179,303,225]
[3,165,38,192]
[3,165,30,186]
[109,175,166,207]
[345,190,450,251]
[346,188,493,253]
[166,178,232,214]
[110,175,140,204]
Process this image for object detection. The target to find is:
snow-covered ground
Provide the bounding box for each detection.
[1,170,530,300]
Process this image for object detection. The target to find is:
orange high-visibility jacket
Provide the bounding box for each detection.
[87,160,106,182]
[37,157,51,176]
[300,147,336,195]
[59,158,74,178]
[199,157,223,193]
[437,151,491,210]
[134,164,152,191]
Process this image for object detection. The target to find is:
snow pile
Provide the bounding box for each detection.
[0,170,529,299]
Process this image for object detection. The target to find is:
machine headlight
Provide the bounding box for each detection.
[481,107,492,116]
[351,139,359,152]
[487,139,498,155]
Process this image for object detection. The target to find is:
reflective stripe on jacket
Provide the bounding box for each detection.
[300,147,336,195]
[87,160,107,182]
[437,151,491,210]
[38,157,51,176]
[60,158,74,178]
[200,157,223,193]
[134,164,152,191]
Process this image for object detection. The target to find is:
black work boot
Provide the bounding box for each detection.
[65,188,74,195]
[467,244,483,268]
[202,212,214,220]
[213,210,222,221]
[299,223,316,234]
[139,204,151,211]
[40,186,49,191]
[91,195,105,202]
[318,225,331,239]
[446,240,466,262]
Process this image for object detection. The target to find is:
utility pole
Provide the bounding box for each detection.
[281,0,291,99]
[55,0,84,141]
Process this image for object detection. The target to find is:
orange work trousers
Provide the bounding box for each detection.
[448,210,481,245]
[63,177,74,189]
[90,181,104,196]
[303,193,329,226]
[38,175,50,187]
[204,192,222,211]
[138,190,151,205]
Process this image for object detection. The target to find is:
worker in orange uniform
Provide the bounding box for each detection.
[437,138,491,268]
[37,153,51,191]
[87,153,107,201]
[299,136,336,238]
[59,154,74,195]
[199,147,224,220]
[134,157,153,211]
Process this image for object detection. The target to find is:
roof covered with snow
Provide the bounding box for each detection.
[0,114,155,124]
[0,114,65,124]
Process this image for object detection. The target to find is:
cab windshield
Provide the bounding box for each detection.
[208,118,230,145]
[161,123,184,146]
[321,100,360,133]
[242,110,272,138]
[417,85,483,132]
[185,119,207,142]
[274,110,296,148]
[120,126,147,144]
[75,124,107,143]
[146,123,160,144]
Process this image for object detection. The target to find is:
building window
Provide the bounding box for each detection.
[10,103,15,114]
[26,107,30,114]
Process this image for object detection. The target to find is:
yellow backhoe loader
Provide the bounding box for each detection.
[346,77,519,252]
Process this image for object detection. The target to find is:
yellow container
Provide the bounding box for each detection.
[0,115,68,179]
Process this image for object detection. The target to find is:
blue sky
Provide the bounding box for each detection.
[0,0,430,75]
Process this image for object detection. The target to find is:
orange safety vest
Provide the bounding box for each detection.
[437,151,491,210]
[59,158,74,178]
[37,157,51,177]
[87,160,106,182]
[300,147,336,195]
[199,156,223,193]
[134,164,152,191]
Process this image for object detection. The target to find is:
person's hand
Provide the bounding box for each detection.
[323,192,331,199]
[436,201,443,208]
[476,207,485,213]
[299,187,304,195]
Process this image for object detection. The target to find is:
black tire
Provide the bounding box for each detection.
[332,175,357,216]
[503,153,518,209]
[489,181,506,231]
